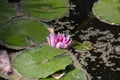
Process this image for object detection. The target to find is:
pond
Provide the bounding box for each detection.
[0,0,120,80]
[70,0,120,80]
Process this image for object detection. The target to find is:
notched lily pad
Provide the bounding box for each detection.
[0,18,48,49]
[60,69,87,80]
[0,0,15,23]
[93,0,120,25]
[22,0,69,20]
[40,69,87,80]
[74,41,93,51]
[13,46,72,79]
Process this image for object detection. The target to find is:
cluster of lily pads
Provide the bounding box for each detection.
[0,0,119,80]
[0,0,90,80]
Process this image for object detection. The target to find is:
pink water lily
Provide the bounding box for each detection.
[47,33,72,49]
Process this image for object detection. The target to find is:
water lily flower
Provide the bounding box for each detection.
[47,33,72,49]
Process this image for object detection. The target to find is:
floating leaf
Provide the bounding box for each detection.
[22,0,69,20]
[40,69,87,80]
[0,18,48,49]
[13,46,72,79]
[74,41,93,51]
[60,69,87,80]
[0,0,15,23]
[93,0,120,25]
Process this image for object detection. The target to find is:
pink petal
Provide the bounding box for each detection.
[60,43,66,48]
[56,42,61,48]
[67,39,72,45]
[50,33,56,47]
[65,35,70,43]
[56,33,61,41]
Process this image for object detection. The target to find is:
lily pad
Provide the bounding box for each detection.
[40,69,87,80]
[13,46,72,79]
[74,41,93,51]
[93,0,120,25]
[0,18,48,49]
[0,0,15,23]
[22,0,69,20]
[60,69,87,80]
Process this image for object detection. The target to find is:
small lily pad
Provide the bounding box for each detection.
[0,18,48,49]
[60,68,87,80]
[93,0,120,25]
[74,41,93,51]
[22,0,69,20]
[13,46,72,79]
[40,69,87,80]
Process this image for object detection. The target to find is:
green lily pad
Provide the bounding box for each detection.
[22,0,69,20]
[13,46,72,79]
[0,18,48,49]
[61,69,87,80]
[0,0,15,23]
[93,0,120,25]
[40,69,87,80]
[74,41,93,51]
